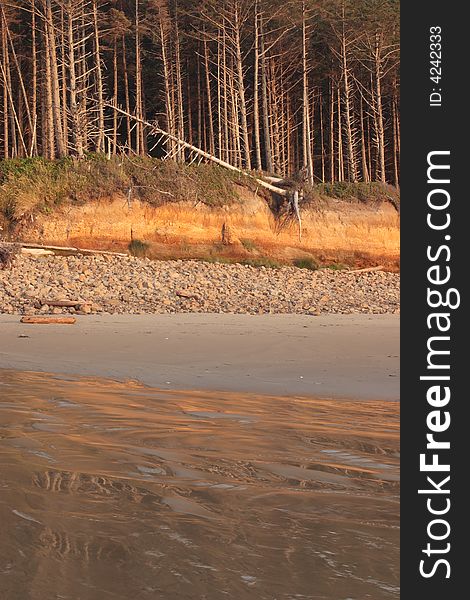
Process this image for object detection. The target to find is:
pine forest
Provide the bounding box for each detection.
[0,0,399,185]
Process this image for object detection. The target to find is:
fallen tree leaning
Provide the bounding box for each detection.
[107,104,302,240]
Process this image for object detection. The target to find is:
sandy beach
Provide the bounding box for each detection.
[0,313,399,400]
[0,369,399,600]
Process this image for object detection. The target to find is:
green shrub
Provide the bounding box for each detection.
[128,239,150,257]
[241,258,281,268]
[293,258,319,271]
[0,155,245,223]
[202,256,234,265]
[314,181,399,205]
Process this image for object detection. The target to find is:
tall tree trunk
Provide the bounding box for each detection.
[366,109,373,180]
[174,10,185,161]
[45,0,66,157]
[1,17,9,159]
[135,0,144,154]
[329,80,335,182]
[186,63,193,145]
[222,28,229,163]
[286,93,292,175]
[1,13,20,158]
[229,57,242,169]
[319,90,325,182]
[233,4,251,170]
[216,30,222,159]
[337,85,344,181]
[159,12,175,157]
[391,91,399,187]
[42,12,55,159]
[112,37,118,154]
[92,0,105,153]
[31,0,38,155]
[196,55,202,149]
[122,37,132,153]
[203,33,215,156]
[280,72,287,174]
[60,8,68,151]
[395,90,400,160]
[253,0,262,170]
[340,4,357,182]
[270,59,281,173]
[301,0,313,184]
[78,5,88,151]
[359,94,369,182]
[374,33,386,182]
[67,0,83,157]
[260,14,272,172]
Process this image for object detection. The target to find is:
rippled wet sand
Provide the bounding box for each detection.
[0,369,399,599]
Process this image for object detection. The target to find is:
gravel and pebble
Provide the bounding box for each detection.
[0,254,400,315]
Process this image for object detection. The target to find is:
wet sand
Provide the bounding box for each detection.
[0,370,399,599]
[0,314,399,400]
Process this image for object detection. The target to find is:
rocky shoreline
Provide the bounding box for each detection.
[0,254,399,316]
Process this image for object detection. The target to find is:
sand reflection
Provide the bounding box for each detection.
[0,369,399,599]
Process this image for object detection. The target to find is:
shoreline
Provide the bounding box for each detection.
[0,313,399,400]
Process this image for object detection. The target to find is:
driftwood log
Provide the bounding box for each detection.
[40,300,88,307]
[1,241,127,258]
[0,242,129,258]
[20,316,77,325]
[21,243,127,257]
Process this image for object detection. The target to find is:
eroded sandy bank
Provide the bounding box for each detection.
[19,192,399,268]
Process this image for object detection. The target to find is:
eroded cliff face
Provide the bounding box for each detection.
[20,188,399,269]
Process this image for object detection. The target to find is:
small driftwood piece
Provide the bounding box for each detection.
[20,316,77,325]
[21,248,55,256]
[349,265,385,273]
[41,300,84,307]
[176,289,196,299]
